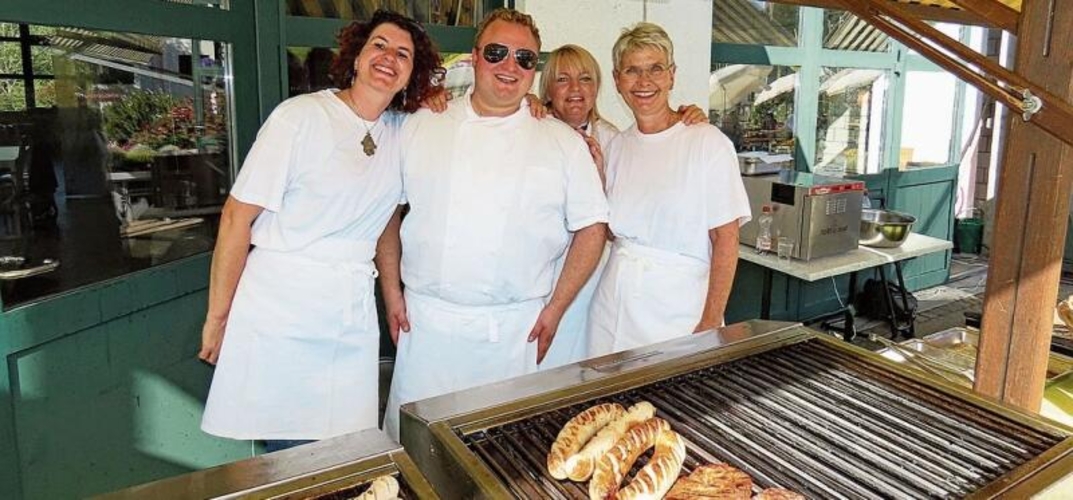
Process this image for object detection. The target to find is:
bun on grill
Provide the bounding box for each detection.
[547,402,625,480]
[565,401,656,481]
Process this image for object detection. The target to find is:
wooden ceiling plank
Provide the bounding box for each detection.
[300,0,325,18]
[945,0,1020,33]
[332,0,355,20]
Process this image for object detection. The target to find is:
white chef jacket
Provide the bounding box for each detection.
[202,90,402,440]
[587,122,750,356]
[383,95,609,439]
[541,117,619,369]
[397,94,609,305]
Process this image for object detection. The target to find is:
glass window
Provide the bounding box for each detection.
[0,78,26,110]
[0,23,235,308]
[33,79,55,108]
[823,10,890,52]
[713,0,798,47]
[899,71,957,169]
[286,46,340,97]
[30,46,54,76]
[287,0,493,26]
[815,67,889,176]
[709,64,796,154]
[0,42,22,74]
[441,52,473,100]
[0,23,17,39]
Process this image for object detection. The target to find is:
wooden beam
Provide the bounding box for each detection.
[945,0,1020,33]
[772,0,996,28]
[975,0,1073,412]
[833,0,1073,147]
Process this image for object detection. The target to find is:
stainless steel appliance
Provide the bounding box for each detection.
[98,429,438,499]
[399,320,1073,499]
[741,172,864,260]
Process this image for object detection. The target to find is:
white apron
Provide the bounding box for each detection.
[587,240,710,357]
[201,243,380,440]
[383,291,541,440]
[540,242,611,370]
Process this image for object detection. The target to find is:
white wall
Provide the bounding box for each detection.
[519,0,713,130]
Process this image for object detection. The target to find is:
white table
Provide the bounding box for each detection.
[739,233,954,338]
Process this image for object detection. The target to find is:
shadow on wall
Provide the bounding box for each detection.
[3,284,251,498]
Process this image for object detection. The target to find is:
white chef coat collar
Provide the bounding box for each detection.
[462,86,531,124]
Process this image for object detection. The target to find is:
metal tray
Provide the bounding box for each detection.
[879,327,1073,383]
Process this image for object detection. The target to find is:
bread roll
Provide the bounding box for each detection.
[614,429,687,500]
[588,417,670,500]
[355,475,399,500]
[547,402,625,480]
[753,488,805,500]
[565,401,656,481]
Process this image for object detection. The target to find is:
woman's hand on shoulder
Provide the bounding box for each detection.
[525,94,549,119]
[677,104,708,126]
[420,87,449,113]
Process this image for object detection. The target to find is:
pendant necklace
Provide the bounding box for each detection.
[340,90,378,156]
[359,118,377,156]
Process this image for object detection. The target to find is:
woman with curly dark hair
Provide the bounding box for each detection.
[199,10,442,453]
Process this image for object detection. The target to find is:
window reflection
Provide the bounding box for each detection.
[815,67,888,176]
[900,71,956,169]
[823,10,890,52]
[709,64,796,155]
[286,0,490,25]
[0,22,233,308]
[160,0,231,9]
[713,0,798,47]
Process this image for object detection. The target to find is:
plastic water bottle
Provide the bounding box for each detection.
[756,204,773,254]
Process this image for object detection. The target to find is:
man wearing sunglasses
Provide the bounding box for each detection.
[381,8,609,440]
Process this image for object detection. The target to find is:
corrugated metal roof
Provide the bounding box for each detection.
[713,0,796,46]
[824,13,890,52]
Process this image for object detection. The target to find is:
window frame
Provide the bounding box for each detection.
[712,4,968,173]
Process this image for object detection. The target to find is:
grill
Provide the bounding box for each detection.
[98,428,438,499]
[399,321,1073,499]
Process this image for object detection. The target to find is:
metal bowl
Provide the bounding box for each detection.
[859,208,916,248]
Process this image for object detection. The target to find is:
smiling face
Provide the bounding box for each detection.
[471,20,539,116]
[352,22,415,98]
[547,61,598,129]
[614,46,676,119]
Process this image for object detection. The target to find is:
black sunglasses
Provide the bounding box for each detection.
[481,43,538,71]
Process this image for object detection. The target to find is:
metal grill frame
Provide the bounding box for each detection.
[399,321,1073,499]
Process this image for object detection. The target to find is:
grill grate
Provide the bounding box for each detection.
[463,340,1062,499]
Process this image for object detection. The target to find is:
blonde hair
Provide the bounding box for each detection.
[475,8,541,50]
[612,22,674,71]
[539,44,604,124]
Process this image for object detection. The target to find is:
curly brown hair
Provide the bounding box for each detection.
[329,10,443,113]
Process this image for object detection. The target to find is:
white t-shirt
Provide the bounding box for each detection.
[605,122,751,263]
[230,90,403,262]
[399,95,610,306]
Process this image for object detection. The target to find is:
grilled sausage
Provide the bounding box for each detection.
[547,402,625,480]
[565,401,656,481]
[614,429,687,500]
[355,475,399,500]
[588,417,671,500]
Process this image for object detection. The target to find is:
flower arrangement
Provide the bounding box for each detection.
[103,90,226,163]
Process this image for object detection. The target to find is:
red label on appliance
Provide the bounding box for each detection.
[809,181,864,196]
